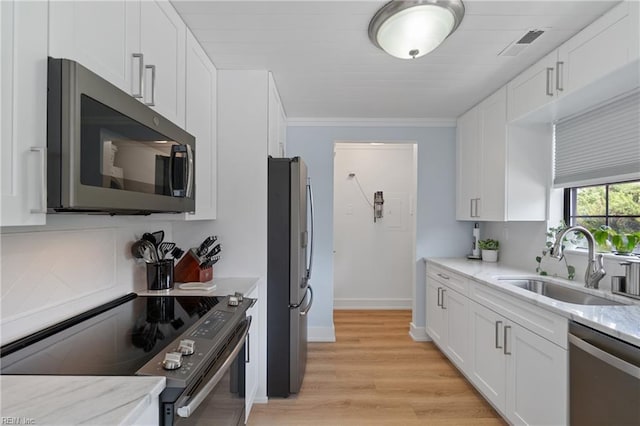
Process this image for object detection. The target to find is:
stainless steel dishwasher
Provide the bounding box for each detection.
[569,321,640,425]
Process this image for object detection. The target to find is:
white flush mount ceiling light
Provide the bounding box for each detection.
[369,0,465,59]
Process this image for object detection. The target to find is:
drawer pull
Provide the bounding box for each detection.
[437,273,450,280]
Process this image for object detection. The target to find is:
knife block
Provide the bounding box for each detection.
[174,249,213,283]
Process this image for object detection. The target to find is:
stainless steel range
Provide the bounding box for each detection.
[0,293,254,425]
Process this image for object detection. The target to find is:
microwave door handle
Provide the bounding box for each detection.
[186,144,194,198]
[169,145,190,197]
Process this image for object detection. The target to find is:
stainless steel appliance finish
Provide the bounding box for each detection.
[550,226,606,289]
[267,156,314,397]
[569,321,640,425]
[47,57,195,214]
[0,294,253,426]
[498,278,623,305]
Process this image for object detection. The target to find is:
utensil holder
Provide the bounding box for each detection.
[146,259,175,291]
[174,249,213,283]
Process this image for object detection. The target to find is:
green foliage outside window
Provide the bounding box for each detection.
[568,180,640,254]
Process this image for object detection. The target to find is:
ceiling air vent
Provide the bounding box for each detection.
[499,29,545,57]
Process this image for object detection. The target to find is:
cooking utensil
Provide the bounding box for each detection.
[158,242,176,260]
[152,230,165,246]
[196,236,217,257]
[142,232,157,246]
[131,240,158,264]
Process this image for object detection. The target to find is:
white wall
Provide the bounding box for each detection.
[173,70,269,402]
[286,125,471,341]
[0,215,175,344]
[333,142,416,309]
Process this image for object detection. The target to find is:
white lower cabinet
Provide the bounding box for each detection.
[468,299,567,425]
[426,263,567,425]
[426,271,470,370]
[506,320,567,425]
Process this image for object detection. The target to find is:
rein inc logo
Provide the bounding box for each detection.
[1,418,35,425]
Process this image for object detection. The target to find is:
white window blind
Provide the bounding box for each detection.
[554,90,640,187]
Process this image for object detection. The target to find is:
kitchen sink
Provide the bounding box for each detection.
[498,278,624,306]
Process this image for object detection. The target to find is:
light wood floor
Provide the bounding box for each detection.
[248,310,506,426]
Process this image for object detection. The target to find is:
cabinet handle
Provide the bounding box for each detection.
[30,147,47,213]
[145,64,156,106]
[545,67,554,96]
[495,321,503,349]
[437,273,450,280]
[470,199,474,217]
[475,198,480,217]
[556,61,564,92]
[504,325,512,355]
[441,289,447,310]
[436,287,442,307]
[132,53,144,98]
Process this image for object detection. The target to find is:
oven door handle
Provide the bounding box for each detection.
[176,316,252,418]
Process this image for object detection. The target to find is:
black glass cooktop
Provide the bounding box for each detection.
[0,294,220,376]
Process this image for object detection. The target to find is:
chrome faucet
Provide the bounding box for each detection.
[550,225,606,289]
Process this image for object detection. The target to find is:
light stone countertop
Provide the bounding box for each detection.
[136,276,259,297]
[427,258,640,347]
[0,375,165,425]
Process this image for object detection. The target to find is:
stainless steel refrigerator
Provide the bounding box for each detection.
[267,156,314,397]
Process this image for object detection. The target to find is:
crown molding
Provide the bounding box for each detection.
[286,117,456,128]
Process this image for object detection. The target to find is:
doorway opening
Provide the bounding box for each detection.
[332,142,417,309]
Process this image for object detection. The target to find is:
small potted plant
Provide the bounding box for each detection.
[479,239,499,262]
[612,231,640,255]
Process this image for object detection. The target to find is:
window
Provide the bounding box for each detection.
[564,180,640,253]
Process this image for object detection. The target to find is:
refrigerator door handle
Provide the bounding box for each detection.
[289,285,310,309]
[306,178,314,282]
[300,286,313,316]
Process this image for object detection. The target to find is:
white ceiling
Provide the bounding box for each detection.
[172,0,620,120]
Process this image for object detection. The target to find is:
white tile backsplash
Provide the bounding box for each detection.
[1,219,174,344]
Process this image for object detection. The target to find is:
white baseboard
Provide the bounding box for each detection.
[254,396,268,404]
[308,325,336,342]
[409,322,432,342]
[333,298,412,310]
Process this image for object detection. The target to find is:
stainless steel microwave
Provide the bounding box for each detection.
[47,57,195,214]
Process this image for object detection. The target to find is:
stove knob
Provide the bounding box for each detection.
[228,296,239,307]
[177,339,195,356]
[162,352,182,370]
[234,292,244,303]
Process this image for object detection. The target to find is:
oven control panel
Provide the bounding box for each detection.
[136,296,254,389]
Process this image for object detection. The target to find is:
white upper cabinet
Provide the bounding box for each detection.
[456,87,548,222]
[140,0,186,128]
[49,0,186,128]
[557,0,639,96]
[507,51,558,122]
[508,0,640,122]
[455,107,480,221]
[268,73,287,157]
[184,30,217,221]
[1,0,48,226]
[49,1,140,96]
[477,89,507,222]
